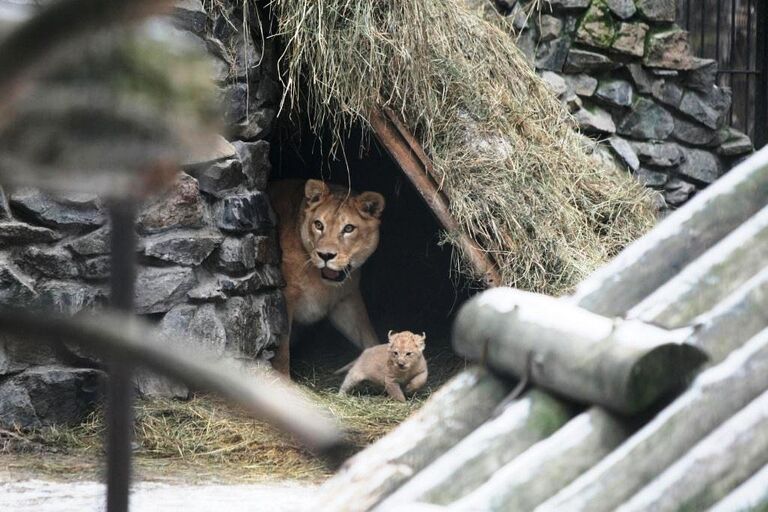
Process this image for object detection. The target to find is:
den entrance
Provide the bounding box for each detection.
[270,122,474,389]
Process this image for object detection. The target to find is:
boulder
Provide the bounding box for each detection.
[595,79,633,107]
[0,221,61,245]
[627,63,655,94]
[214,191,275,233]
[644,28,694,70]
[232,140,271,190]
[664,178,696,206]
[82,256,111,281]
[630,141,685,167]
[137,173,206,234]
[216,265,285,295]
[636,0,676,22]
[142,229,224,266]
[535,37,570,72]
[547,0,592,10]
[538,15,563,42]
[718,129,754,157]
[677,147,722,184]
[672,116,719,146]
[0,186,10,220]
[617,97,674,139]
[650,79,684,108]
[0,334,61,376]
[607,136,639,172]
[186,158,246,197]
[134,266,197,315]
[612,22,648,57]
[635,167,669,187]
[563,73,598,96]
[220,292,286,358]
[0,366,104,429]
[540,71,568,97]
[575,1,616,49]
[36,280,105,315]
[9,189,105,231]
[66,226,111,256]
[564,49,619,72]
[161,303,228,357]
[574,104,616,134]
[216,234,257,274]
[17,246,79,279]
[172,0,207,38]
[678,87,731,129]
[181,135,237,168]
[221,82,276,140]
[0,259,36,307]
[686,58,718,92]
[606,0,636,19]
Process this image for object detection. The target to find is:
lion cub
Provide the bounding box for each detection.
[337,331,428,402]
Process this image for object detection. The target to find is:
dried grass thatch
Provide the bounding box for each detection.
[269,0,656,294]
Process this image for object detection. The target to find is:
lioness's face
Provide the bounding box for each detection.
[388,331,426,370]
[300,179,385,284]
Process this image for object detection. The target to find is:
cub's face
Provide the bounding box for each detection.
[300,179,385,284]
[388,331,427,371]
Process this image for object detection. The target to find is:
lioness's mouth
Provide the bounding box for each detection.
[320,267,349,282]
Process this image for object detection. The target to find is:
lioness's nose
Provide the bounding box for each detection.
[318,252,337,262]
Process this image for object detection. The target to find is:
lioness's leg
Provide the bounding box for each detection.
[384,378,406,402]
[330,291,379,349]
[405,371,428,394]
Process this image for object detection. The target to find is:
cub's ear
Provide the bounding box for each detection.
[356,191,385,219]
[387,330,395,343]
[418,332,426,351]
[305,179,329,204]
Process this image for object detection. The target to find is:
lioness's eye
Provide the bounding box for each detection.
[314,220,323,231]
[343,224,356,233]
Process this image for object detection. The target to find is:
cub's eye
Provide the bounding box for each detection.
[343,224,356,234]
[393,351,399,356]
[314,220,324,231]
[406,352,412,356]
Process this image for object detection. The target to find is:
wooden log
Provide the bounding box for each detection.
[627,204,768,329]
[375,390,574,508]
[708,463,768,512]
[536,327,768,512]
[569,146,768,316]
[452,408,630,512]
[617,388,768,512]
[312,367,511,512]
[452,288,706,414]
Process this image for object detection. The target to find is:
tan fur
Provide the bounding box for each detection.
[267,179,386,376]
[338,331,428,402]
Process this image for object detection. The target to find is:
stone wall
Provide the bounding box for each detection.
[0,0,284,427]
[472,0,755,209]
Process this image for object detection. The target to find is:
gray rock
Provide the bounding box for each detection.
[253,235,279,265]
[673,116,719,146]
[216,234,257,274]
[66,226,111,256]
[36,280,104,315]
[214,191,275,233]
[181,135,237,168]
[686,58,718,92]
[172,0,207,38]
[612,22,648,57]
[232,140,271,191]
[547,0,592,10]
[0,222,61,245]
[221,83,276,140]
[664,178,697,206]
[595,79,633,107]
[607,136,640,172]
[187,280,227,302]
[0,186,10,220]
[0,259,36,307]
[644,28,694,70]
[636,0,676,21]
[535,37,570,72]
[575,1,616,49]
[0,366,103,429]
[142,229,224,266]
[538,15,563,41]
[606,0,636,19]
[134,266,197,315]
[574,104,616,134]
[162,303,228,357]
[679,87,731,129]
[617,97,674,139]
[563,73,599,96]
[9,189,105,231]
[134,369,189,400]
[678,147,722,184]
[564,92,583,112]
[137,173,206,234]
[186,158,245,197]
[718,129,754,156]
[630,141,685,167]
[627,63,655,94]
[509,2,530,30]
[540,71,568,97]
[635,167,669,187]
[220,292,286,358]
[650,79,683,108]
[0,334,61,376]
[216,265,285,295]
[82,256,110,281]
[17,246,79,279]
[564,49,619,72]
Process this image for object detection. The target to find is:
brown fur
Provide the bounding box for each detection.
[267,179,386,376]
[337,331,428,402]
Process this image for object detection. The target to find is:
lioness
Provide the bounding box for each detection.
[267,179,386,376]
[337,330,428,402]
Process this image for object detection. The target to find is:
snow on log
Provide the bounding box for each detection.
[617,388,768,512]
[451,408,630,512]
[452,288,706,414]
[312,367,511,512]
[375,390,574,508]
[570,146,768,316]
[708,463,768,512]
[627,204,768,329]
[536,327,768,512]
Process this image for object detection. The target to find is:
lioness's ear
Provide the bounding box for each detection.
[357,191,385,219]
[305,179,329,204]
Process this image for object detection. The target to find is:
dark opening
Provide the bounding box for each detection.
[269,120,475,384]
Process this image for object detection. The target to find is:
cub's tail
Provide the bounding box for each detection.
[333,359,357,375]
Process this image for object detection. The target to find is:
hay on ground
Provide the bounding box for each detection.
[269,0,656,294]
